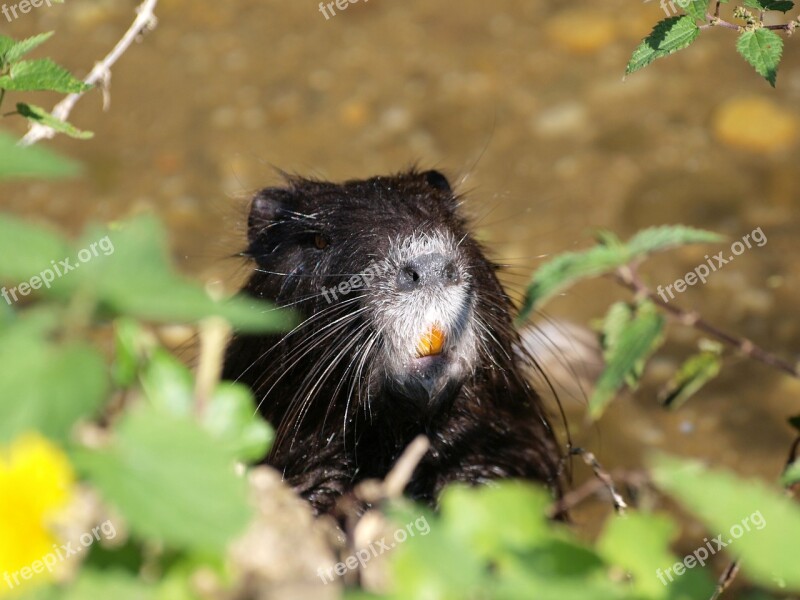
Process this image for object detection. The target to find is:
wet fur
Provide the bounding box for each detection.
[223,169,563,515]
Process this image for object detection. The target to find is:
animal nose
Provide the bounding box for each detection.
[397,252,459,291]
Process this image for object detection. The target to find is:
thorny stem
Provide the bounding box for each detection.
[616,265,800,380]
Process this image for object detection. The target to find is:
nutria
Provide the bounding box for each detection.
[223,169,563,515]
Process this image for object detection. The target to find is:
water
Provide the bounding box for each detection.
[2,0,799,562]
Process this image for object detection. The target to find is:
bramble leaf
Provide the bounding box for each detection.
[3,31,54,64]
[591,301,665,418]
[0,58,91,93]
[658,341,722,409]
[626,16,701,76]
[17,103,94,139]
[736,28,784,87]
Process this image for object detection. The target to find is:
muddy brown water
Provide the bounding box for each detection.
[2,0,799,580]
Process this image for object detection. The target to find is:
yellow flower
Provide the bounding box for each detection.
[0,434,74,596]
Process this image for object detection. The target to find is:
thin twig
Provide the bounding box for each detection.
[194,317,231,418]
[569,448,628,515]
[709,561,740,600]
[20,0,158,147]
[354,435,431,504]
[549,469,648,518]
[616,266,800,379]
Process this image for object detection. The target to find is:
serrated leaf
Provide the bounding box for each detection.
[0,36,14,65]
[0,58,91,93]
[4,32,54,64]
[599,302,642,388]
[17,102,93,139]
[518,245,629,320]
[684,0,711,21]
[73,408,251,553]
[736,28,784,87]
[590,302,665,418]
[627,225,724,258]
[0,131,80,179]
[744,0,794,10]
[658,343,722,409]
[626,16,701,76]
[520,226,723,317]
[652,455,800,591]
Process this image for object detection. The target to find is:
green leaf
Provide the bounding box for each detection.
[202,383,274,461]
[383,483,640,600]
[140,348,274,461]
[658,340,722,409]
[140,348,195,417]
[518,244,629,320]
[73,407,251,553]
[652,455,800,591]
[0,212,73,284]
[590,301,665,418]
[0,58,91,93]
[0,36,15,65]
[743,0,794,11]
[0,131,80,179]
[0,325,108,443]
[598,511,715,598]
[3,31,54,65]
[626,16,701,77]
[519,226,722,318]
[60,570,156,600]
[75,217,293,332]
[626,225,724,258]
[782,461,800,487]
[683,0,711,21]
[17,102,94,139]
[112,318,151,388]
[736,28,784,87]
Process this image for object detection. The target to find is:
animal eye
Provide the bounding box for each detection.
[314,233,329,250]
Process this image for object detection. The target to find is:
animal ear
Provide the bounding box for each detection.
[421,169,452,193]
[247,187,292,247]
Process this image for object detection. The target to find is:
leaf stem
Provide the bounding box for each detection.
[615,266,800,379]
[19,0,158,146]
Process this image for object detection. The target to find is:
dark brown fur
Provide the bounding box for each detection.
[223,169,563,515]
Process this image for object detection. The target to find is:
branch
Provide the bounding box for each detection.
[567,448,629,515]
[616,266,800,379]
[19,0,159,147]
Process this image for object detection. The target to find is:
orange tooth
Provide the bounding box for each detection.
[417,324,446,358]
